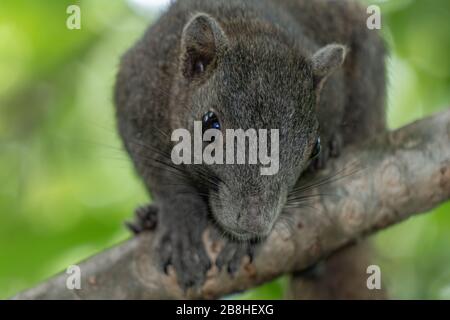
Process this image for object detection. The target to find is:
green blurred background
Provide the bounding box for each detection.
[0,0,449,299]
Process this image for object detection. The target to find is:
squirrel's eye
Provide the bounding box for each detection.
[310,137,321,159]
[194,60,205,74]
[202,111,221,133]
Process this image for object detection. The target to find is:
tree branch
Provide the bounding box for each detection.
[13,108,450,300]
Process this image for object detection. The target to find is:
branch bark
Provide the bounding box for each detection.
[13,108,450,300]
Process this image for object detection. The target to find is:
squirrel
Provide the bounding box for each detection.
[114,0,386,290]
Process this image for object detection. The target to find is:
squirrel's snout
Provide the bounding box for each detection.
[211,184,283,240]
[235,196,276,237]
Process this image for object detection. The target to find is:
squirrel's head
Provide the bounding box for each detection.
[170,13,346,241]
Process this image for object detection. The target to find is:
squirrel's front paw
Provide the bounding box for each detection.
[215,241,257,275]
[125,204,158,234]
[156,224,212,290]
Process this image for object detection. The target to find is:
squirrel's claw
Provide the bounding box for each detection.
[125,204,158,234]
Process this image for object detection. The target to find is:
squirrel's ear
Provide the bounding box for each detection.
[311,44,347,90]
[180,13,228,79]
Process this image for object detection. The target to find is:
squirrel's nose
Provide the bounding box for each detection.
[237,196,272,235]
[246,196,261,219]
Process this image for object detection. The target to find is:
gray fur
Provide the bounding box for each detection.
[115,0,386,289]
